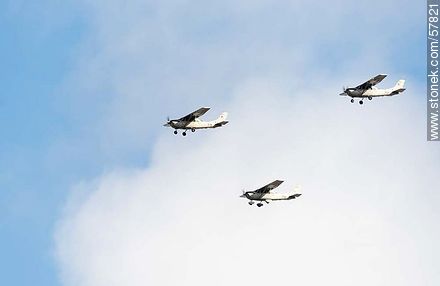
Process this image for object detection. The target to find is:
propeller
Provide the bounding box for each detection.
[164,116,175,127]
[165,116,176,125]
[240,189,247,198]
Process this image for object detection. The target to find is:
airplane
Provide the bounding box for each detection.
[163,107,229,136]
[240,180,302,207]
[339,74,406,105]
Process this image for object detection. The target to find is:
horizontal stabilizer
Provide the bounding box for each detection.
[288,193,302,200]
[214,121,229,128]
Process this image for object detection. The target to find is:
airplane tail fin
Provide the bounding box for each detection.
[217,112,228,122]
[287,185,302,199]
[213,112,228,127]
[394,79,405,89]
[391,79,406,95]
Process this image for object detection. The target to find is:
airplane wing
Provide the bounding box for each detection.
[254,180,284,194]
[177,107,210,122]
[354,74,387,90]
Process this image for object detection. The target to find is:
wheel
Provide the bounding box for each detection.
[257,203,263,207]
[359,100,363,105]
[368,96,372,100]
[191,128,195,132]
[173,130,178,135]
[350,98,354,103]
[248,201,253,205]
[182,132,187,136]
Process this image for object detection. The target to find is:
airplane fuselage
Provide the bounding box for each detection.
[343,87,406,98]
[169,119,228,130]
[242,192,301,202]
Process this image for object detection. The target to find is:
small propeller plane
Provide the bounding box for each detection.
[164,107,228,136]
[339,74,406,105]
[240,180,302,207]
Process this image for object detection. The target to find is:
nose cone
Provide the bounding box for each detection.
[240,194,246,198]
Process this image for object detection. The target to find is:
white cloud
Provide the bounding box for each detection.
[54,1,438,286]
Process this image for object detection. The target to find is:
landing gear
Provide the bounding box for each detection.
[182,132,187,136]
[257,202,263,207]
[368,96,372,100]
[359,100,364,105]
[350,98,354,103]
[191,128,195,132]
[248,201,254,206]
[173,130,178,135]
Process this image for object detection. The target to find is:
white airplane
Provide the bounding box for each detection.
[164,107,228,136]
[240,180,302,207]
[340,74,406,105]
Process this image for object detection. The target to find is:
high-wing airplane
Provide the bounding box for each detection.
[163,107,228,136]
[339,74,406,105]
[240,180,302,207]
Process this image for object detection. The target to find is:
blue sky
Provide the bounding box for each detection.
[0,1,85,285]
[0,1,433,286]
